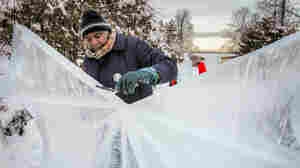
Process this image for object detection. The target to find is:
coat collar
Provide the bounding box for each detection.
[112,33,127,51]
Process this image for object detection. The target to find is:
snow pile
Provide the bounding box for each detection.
[214,33,300,82]
[0,56,9,75]
[215,32,300,148]
[1,24,124,168]
[1,24,300,168]
[0,56,10,97]
[168,31,300,158]
[156,31,300,166]
[10,24,118,105]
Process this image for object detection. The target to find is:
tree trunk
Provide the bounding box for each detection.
[274,0,278,18]
[281,0,286,26]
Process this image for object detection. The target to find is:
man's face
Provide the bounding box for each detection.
[84,31,109,51]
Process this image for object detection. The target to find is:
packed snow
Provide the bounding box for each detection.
[1,24,300,168]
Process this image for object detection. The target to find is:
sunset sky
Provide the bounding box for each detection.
[152,0,257,49]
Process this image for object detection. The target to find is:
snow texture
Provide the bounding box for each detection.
[1,24,300,168]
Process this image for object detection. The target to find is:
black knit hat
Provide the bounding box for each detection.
[80,10,112,37]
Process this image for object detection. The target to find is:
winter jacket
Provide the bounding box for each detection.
[83,33,178,103]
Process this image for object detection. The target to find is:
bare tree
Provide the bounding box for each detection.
[223,7,254,53]
[174,8,194,55]
[250,13,260,26]
[229,7,258,33]
[224,0,299,54]
[281,0,287,25]
[230,7,252,33]
[175,8,192,44]
[238,16,297,56]
[256,0,300,25]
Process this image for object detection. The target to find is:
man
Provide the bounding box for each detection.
[80,10,178,103]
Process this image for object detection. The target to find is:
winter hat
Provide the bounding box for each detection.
[80,10,112,38]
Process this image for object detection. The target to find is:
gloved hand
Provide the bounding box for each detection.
[115,67,160,95]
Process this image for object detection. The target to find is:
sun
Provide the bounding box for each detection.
[193,37,230,51]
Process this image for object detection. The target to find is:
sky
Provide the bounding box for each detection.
[1,0,257,50]
[151,0,257,49]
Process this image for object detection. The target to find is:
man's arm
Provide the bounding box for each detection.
[135,39,178,84]
[82,57,100,81]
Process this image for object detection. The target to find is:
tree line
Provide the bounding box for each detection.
[0,0,194,64]
[224,0,299,56]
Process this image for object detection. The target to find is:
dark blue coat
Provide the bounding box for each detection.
[83,33,178,102]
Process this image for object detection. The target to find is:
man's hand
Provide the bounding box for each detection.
[115,67,160,95]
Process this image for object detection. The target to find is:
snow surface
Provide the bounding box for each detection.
[1,24,300,168]
[0,56,10,97]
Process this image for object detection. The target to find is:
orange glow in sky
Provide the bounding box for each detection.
[193,37,230,50]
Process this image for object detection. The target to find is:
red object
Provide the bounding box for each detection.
[169,80,177,87]
[197,61,207,75]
